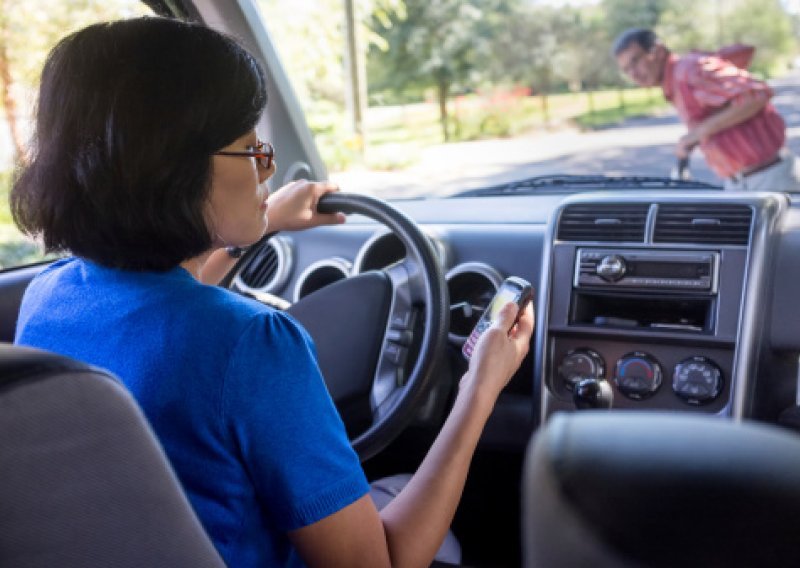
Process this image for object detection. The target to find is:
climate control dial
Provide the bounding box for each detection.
[559,348,605,391]
[613,352,662,400]
[672,356,723,405]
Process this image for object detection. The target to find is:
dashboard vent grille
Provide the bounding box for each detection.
[654,204,752,245]
[558,204,649,242]
[239,243,280,289]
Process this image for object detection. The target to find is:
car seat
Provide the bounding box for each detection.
[0,343,225,568]
[522,411,800,568]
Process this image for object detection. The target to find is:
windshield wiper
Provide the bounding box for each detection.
[453,175,721,197]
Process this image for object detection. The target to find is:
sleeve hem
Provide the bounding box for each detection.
[282,470,371,531]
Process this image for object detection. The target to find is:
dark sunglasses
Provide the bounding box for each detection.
[215,140,275,170]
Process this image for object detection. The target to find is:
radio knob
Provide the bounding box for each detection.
[596,255,626,281]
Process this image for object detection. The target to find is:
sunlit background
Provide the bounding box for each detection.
[0,0,797,267]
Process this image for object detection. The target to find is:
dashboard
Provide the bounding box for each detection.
[230,190,800,450]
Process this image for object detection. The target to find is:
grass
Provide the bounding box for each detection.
[573,88,670,130]
[309,86,670,172]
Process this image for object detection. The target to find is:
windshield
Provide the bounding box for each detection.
[256,0,800,198]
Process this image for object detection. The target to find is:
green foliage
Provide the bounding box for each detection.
[0,168,49,268]
[366,0,486,139]
[0,0,152,108]
[602,0,671,39]
[574,89,670,129]
[608,0,797,78]
[723,0,796,76]
[359,87,667,173]
[0,169,13,225]
[258,0,797,175]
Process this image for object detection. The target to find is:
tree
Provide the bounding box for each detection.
[553,8,617,93]
[723,0,795,76]
[367,0,484,141]
[601,0,671,40]
[0,0,150,162]
[260,0,348,108]
[485,4,575,124]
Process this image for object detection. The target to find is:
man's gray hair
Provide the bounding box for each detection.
[612,28,658,56]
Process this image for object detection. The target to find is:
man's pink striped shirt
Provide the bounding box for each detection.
[662,53,785,178]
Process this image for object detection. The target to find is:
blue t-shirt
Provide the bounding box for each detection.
[15,258,369,567]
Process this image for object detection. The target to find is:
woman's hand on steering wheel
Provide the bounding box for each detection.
[266,180,346,233]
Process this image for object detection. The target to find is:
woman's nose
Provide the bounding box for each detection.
[259,160,276,184]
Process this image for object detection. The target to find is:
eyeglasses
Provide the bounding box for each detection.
[621,50,646,77]
[215,141,275,170]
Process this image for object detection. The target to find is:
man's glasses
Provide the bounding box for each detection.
[215,141,275,170]
[621,50,646,77]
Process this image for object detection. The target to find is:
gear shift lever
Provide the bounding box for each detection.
[573,377,613,410]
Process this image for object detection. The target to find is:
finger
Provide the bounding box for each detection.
[513,303,535,340]
[277,179,305,193]
[314,212,347,225]
[492,302,519,333]
[312,181,340,196]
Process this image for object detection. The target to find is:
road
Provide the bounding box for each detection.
[332,71,800,199]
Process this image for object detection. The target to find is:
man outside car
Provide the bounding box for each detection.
[613,28,800,192]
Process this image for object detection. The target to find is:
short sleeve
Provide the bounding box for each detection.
[222,311,369,531]
[689,56,772,110]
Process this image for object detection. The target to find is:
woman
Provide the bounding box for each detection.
[12,17,533,568]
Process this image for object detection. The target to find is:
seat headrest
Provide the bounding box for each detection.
[0,343,225,567]
[0,343,106,391]
[523,411,800,568]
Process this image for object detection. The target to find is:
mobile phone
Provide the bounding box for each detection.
[462,276,533,360]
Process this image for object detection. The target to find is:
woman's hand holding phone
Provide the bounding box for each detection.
[460,299,535,402]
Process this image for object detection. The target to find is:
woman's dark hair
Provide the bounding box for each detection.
[11,17,267,271]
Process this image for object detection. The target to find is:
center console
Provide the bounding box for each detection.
[535,193,786,422]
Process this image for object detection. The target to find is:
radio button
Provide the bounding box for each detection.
[596,255,626,281]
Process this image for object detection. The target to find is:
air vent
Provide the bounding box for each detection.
[240,246,279,288]
[445,262,503,340]
[235,237,292,293]
[654,204,752,245]
[558,204,649,242]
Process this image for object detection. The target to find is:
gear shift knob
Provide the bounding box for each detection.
[573,377,613,409]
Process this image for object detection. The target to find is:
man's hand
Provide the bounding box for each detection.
[676,130,701,159]
[267,180,346,233]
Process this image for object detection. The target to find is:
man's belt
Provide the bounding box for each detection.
[736,155,783,179]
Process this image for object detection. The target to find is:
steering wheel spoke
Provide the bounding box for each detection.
[369,261,425,410]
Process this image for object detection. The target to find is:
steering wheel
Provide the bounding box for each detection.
[225,193,449,461]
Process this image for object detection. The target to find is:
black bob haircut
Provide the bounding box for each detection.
[11,17,268,271]
[612,28,658,57]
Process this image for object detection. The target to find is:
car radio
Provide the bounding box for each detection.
[574,249,719,292]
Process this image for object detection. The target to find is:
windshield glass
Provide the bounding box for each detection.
[0,0,153,268]
[257,0,800,198]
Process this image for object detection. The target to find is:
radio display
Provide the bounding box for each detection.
[576,249,718,292]
[629,261,706,279]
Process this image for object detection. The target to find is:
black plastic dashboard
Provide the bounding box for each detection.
[232,190,800,451]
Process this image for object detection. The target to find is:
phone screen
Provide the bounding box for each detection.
[462,277,532,359]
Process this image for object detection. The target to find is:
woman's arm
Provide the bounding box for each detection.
[290,302,535,568]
